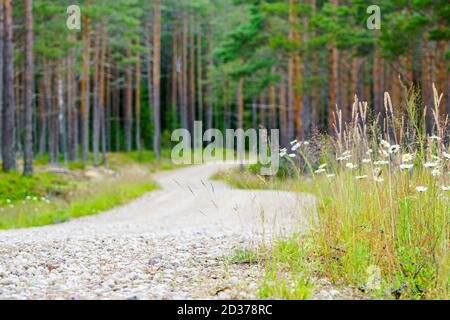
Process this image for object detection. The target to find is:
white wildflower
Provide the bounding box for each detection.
[362,158,372,164]
[355,175,368,180]
[423,162,438,168]
[400,163,414,170]
[337,154,352,161]
[326,174,336,178]
[373,176,384,183]
[291,142,301,151]
[303,141,310,146]
[314,169,326,174]
[428,135,441,140]
[431,168,441,177]
[443,152,450,160]
[288,153,296,158]
[346,163,358,169]
[402,153,414,163]
[373,160,389,166]
[380,140,391,148]
[290,139,298,146]
[441,186,450,191]
[319,163,328,169]
[388,145,400,154]
[342,150,351,156]
[416,186,428,193]
[366,149,373,155]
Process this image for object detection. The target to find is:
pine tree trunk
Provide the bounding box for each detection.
[259,90,266,129]
[197,18,203,123]
[81,13,91,163]
[99,31,107,164]
[153,0,161,158]
[279,75,288,147]
[0,2,3,160]
[125,47,133,152]
[38,77,46,156]
[189,15,196,129]
[93,25,101,165]
[182,12,189,131]
[438,40,447,115]
[135,38,141,151]
[328,0,339,132]
[1,0,16,171]
[171,26,178,129]
[205,24,213,130]
[23,0,34,176]
[144,19,153,137]
[237,76,244,129]
[269,69,276,129]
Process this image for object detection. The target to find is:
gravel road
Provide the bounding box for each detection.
[0,164,314,300]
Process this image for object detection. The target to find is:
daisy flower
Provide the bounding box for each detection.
[346,163,358,169]
[402,153,414,163]
[400,163,414,170]
[373,160,389,166]
[423,162,438,168]
[416,186,428,192]
[431,168,441,177]
[388,145,400,154]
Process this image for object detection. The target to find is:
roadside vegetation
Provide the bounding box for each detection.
[221,89,449,300]
[0,151,178,229]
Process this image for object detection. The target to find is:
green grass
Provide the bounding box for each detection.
[0,152,167,230]
[218,159,448,300]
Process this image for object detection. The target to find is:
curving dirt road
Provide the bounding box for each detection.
[0,164,314,299]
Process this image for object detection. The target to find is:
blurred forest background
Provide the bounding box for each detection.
[0,0,448,176]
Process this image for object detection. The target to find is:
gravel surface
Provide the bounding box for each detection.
[0,164,315,300]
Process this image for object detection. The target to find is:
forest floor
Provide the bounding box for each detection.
[0,163,354,299]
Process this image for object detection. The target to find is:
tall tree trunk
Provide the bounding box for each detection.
[290,0,302,138]
[93,25,101,165]
[80,12,90,163]
[171,25,178,129]
[310,0,319,130]
[328,0,339,132]
[67,34,78,161]
[1,0,15,171]
[125,47,133,152]
[23,0,34,175]
[144,19,153,141]
[197,18,203,123]
[135,38,141,151]
[0,2,3,161]
[205,24,213,130]
[105,46,111,152]
[279,75,288,146]
[269,69,276,129]
[237,76,244,129]
[99,31,107,164]
[438,40,447,115]
[38,77,46,156]
[153,0,161,158]
[182,12,189,131]
[189,15,196,129]
[259,90,266,128]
